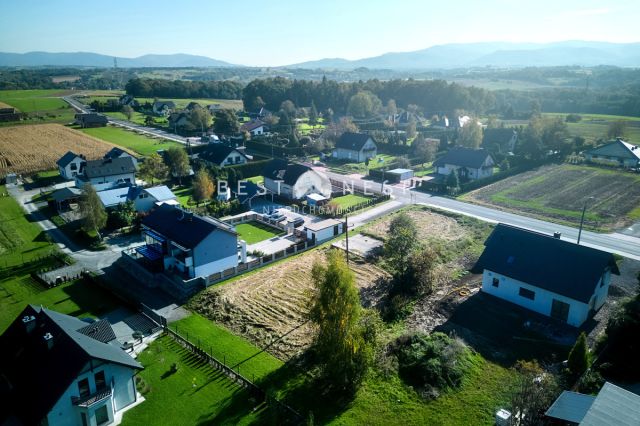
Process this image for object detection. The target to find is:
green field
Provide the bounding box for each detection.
[120,336,263,426]
[463,164,640,230]
[331,193,372,209]
[541,113,640,145]
[80,94,242,111]
[235,221,283,244]
[0,89,69,112]
[81,125,181,156]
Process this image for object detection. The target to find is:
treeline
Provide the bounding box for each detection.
[125,78,242,99]
[242,76,495,115]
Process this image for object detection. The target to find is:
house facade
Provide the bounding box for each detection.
[240,119,267,136]
[305,219,344,243]
[475,224,619,327]
[333,132,377,162]
[139,204,238,278]
[57,151,87,180]
[98,185,177,212]
[104,147,138,167]
[78,156,137,187]
[0,306,143,426]
[198,145,248,167]
[263,160,332,200]
[433,147,495,180]
[584,138,640,168]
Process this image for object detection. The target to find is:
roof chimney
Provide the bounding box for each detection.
[22,315,36,333]
[43,332,54,350]
[553,232,562,239]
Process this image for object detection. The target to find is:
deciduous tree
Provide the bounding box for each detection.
[457,119,482,149]
[347,91,382,119]
[607,120,628,140]
[412,135,438,166]
[213,109,240,135]
[385,213,418,278]
[139,152,169,184]
[79,185,107,239]
[192,169,214,205]
[165,147,190,184]
[121,105,134,120]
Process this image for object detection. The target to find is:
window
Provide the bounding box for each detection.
[78,378,90,398]
[94,405,109,425]
[70,163,77,171]
[519,287,535,300]
[94,371,106,391]
[492,277,499,287]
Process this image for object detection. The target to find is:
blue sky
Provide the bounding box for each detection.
[1,0,638,66]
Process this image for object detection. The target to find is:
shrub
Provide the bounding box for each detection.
[393,332,473,396]
[565,114,583,123]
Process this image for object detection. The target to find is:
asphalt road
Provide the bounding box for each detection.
[323,169,640,260]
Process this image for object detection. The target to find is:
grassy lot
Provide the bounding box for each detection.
[235,221,283,244]
[541,113,640,144]
[120,336,263,426]
[331,194,372,209]
[0,185,55,265]
[80,125,181,156]
[245,175,264,184]
[326,154,397,175]
[0,276,121,333]
[462,163,640,230]
[173,186,194,207]
[0,89,69,112]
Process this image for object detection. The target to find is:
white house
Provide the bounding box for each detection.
[474,224,619,327]
[304,218,344,244]
[263,160,332,200]
[433,147,495,180]
[584,138,640,168]
[152,100,175,116]
[97,185,178,212]
[240,119,267,136]
[139,204,238,278]
[0,305,143,426]
[332,132,377,163]
[77,156,137,187]
[57,151,87,180]
[198,145,249,167]
[104,147,138,167]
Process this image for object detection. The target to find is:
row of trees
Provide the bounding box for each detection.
[125,78,243,100]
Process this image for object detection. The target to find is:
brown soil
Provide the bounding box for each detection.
[191,249,390,360]
[0,124,133,176]
[365,209,467,242]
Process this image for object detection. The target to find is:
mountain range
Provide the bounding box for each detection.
[1,41,640,69]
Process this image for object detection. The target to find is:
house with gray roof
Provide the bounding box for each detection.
[0,305,142,426]
[97,185,177,212]
[75,113,108,128]
[77,156,137,188]
[474,223,619,327]
[198,145,249,167]
[546,382,640,425]
[332,132,377,162]
[137,204,238,279]
[433,147,495,180]
[263,159,332,200]
[585,138,640,168]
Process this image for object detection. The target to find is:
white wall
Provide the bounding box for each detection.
[45,361,137,426]
[482,269,593,327]
[89,172,136,186]
[60,157,85,180]
[264,178,293,198]
[292,170,332,199]
[192,230,238,277]
[307,222,343,243]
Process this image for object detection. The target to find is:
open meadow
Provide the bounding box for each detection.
[0,89,75,125]
[0,124,129,177]
[80,125,181,156]
[462,163,640,230]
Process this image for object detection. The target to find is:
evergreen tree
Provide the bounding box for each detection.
[446,170,460,194]
[568,332,590,376]
[309,100,318,125]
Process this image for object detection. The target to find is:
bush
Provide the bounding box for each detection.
[567,332,590,377]
[393,332,473,396]
[565,114,583,123]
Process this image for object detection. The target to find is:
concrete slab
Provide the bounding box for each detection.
[333,234,384,258]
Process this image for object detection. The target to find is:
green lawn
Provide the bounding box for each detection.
[173,186,195,207]
[0,185,55,266]
[81,126,181,156]
[120,336,264,426]
[331,194,373,209]
[235,221,283,244]
[0,89,69,112]
[245,175,264,185]
[541,113,640,145]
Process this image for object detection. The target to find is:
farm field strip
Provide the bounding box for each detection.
[0,124,129,176]
[80,125,181,156]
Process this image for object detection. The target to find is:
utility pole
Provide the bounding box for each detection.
[577,197,594,245]
[344,215,349,265]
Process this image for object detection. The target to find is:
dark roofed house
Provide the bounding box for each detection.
[240,119,267,136]
[585,138,640,168]
[263,159,332,200]
[482,128,518,153]
[137,204,238,278]
[104,147,137,166]
[546,382,640,425]
[0,107,20,122]
[0,305,142,426]
[433,147,495,180]
[78,156,137,187]
[57,151,87,180]
[75,113,108,128]
[474,223,619,327]
[332,132,377,162]
[198,145,249,167]
[152,100,176,117]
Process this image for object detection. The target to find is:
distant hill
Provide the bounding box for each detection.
[0,51,238,67]
[288,41,640,70]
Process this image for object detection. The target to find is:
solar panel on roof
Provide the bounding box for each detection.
[136,245,163,261]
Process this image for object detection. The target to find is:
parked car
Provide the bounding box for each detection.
[290,217,305,228]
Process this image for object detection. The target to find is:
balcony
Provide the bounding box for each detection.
[71,387,112,407]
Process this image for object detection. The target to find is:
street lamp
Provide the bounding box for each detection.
[577,197,595,245]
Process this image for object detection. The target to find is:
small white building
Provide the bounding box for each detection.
[263,160,332,200]
[57,151,87,180]
[0,305,143,426]
[433,147,495,181]
[240,119,267,136]
[305,218,344,244]
[475,224,619,327]
[332,132,377,163]
[139,204,238,278]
